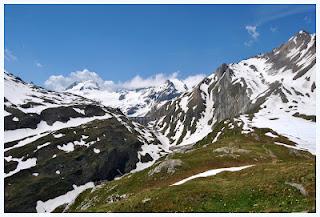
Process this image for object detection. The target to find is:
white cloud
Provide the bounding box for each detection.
[244,25,260,47]
[35,62,43,68]
[244,5,314,47]
[245,25,260,39]
[182,74,206,89]
[119,72,179,90]
[44,75,71,92]
[44,69,114,91]
[119,72,205,90]
[44,69,205,92]
[4,49,17,61]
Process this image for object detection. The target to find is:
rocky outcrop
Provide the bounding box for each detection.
[148,159,183,176]
[5,107,41,130]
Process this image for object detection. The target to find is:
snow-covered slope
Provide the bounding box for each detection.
[149,31,316,150]
[4,72,168,212]
[66,79,188,117]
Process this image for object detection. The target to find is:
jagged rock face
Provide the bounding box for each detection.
[148,80,182,102]
[208,64,251,122]
[148,64,253,146]
[149,31,316,147]
[265,30,315,80]
[4,72,168,212]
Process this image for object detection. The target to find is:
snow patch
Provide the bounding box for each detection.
[274,142,308,152]
[5,133,49,152]
[240,108,315,154]
[265,132,278,138]
[73,108,85,115]
[180,97,189,113]
[57,143,75,153]
[53,133,64,138]
[82,135,89,139]
[4,157,37,178]
[171,165,254,186]
[212,127,224,143]
[36,142,51,151]
[93,148,100,154]
[4,110,11,117]
[36,182,94,213]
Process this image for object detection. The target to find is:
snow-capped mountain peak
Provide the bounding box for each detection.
[167,79,188,92]
[66,80,100,92]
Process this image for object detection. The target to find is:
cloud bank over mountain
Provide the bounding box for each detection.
[44,69,206,91]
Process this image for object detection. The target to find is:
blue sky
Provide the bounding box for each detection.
[4,4,316,90]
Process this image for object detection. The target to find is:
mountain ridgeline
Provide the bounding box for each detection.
[148,31,316,146]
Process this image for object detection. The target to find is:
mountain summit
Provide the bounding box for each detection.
[65,80,100,91]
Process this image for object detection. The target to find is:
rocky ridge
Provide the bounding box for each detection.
[148,31,316,147]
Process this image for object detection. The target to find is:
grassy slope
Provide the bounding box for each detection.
[66,119,315,212]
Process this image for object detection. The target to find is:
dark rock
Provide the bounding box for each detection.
[83,104,106,117]
[40,107,82,125]
[20,101,44,109]
[4,160,18,174]
[65,81,79,90]
[140,153,153,163]
[4,106,41,131]
[119,94,126,100]
[311,82,316,92]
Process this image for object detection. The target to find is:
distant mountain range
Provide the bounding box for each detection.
[66,77,189,117]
